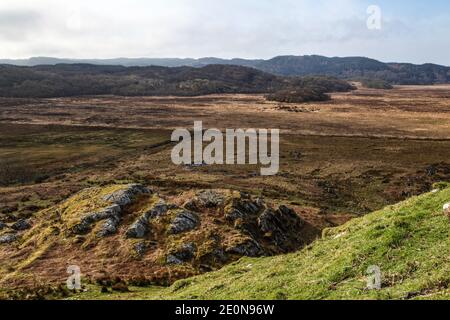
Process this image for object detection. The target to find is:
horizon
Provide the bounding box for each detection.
[1,0,449,65]
[1,54,449,67]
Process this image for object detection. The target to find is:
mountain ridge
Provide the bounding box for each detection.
[2,55,448,85]
[1,55,449,68]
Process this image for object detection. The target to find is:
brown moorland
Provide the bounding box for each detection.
[1,84,450,292]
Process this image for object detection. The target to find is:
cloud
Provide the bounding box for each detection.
[0,9,42,41]
[0,0,448,65]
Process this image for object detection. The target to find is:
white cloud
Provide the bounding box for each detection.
[0,0,448,65]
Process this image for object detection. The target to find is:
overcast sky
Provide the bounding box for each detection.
[0,0,449,65]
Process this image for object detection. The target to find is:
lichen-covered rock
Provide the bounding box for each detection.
[126,217,148,239]
[258,205,306,251]
[226,239,263,257]
[225,208,245,221]
[0,233,17,244]
[197,190,225,208]
[183,190,225,211]
[72,204,121,235]
[146,201,169,219]
[134,241,148,257]
[103,184,150,207]
[97,216,121,238]
[126,200,168,238]
[168,211,200,234]
[225,195,265,222]
[11,219,31,231]
[166,243,196,265]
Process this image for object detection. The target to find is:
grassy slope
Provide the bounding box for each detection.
[78,186,449,300]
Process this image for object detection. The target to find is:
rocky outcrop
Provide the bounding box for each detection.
[183,190,227,211]
[166,243,196,265]
[134,241,148,257]
[11,219,31,231]
[258,205,306,251]
[224,193,265,222]
[168,211,200,234]
[72,184,150,238]
[72,204,121,236]
[0,233,17,244]
[97,214,121,238]
[103,184,150,207]
[5,185,315,287]
[226,238,263,257]
[126,200,168,239]
[197,190,226,208]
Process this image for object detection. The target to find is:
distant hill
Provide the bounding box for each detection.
[0,64,353,99]
[1,55,449,85]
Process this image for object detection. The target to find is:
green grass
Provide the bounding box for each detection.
[73,186,449,300]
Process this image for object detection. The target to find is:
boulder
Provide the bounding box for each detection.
[145,201,168,219]
[197,190,225,208]
[0,233,17,244]
[225,196,265,222]
[11,219,32,231]
[258,205,305,251]
[183,190,225,211]
[126,200,168,239]
[72,204,121,235]
[126,216,149,239]
[166,243,196,265]
[103,184,150,207]
[168,211,200,234]
[134,241,148,257]
[226,239,263,257]
[97,216,121,238]
[225,208,245,221]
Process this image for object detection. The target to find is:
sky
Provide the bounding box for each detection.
[0,0,449,65]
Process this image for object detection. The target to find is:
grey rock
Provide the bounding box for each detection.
[103,184,150,207]
[0,233,17,244]
[72,204,121,235]
[197,190,225,208]
[166,243,196,265]
[225,209,245,221]
[184,190,225,210]
[134,241,148,257]
[166,255,184,265]
[126,200,168,239]
[226,239,263,257]
[226,197,265,222]
[168,211,200,234]
[0,221,6,230]
[97,217,120,238]
[144,201,168,220]
[126,217,149,239]
[183,199,199,211]
[212,248,228,263]
[11,219,31,231]
[258,206,305,250]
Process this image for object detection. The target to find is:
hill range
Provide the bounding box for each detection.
[1,55,449,85]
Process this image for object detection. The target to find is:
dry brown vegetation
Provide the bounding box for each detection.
[1,84,450,291]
